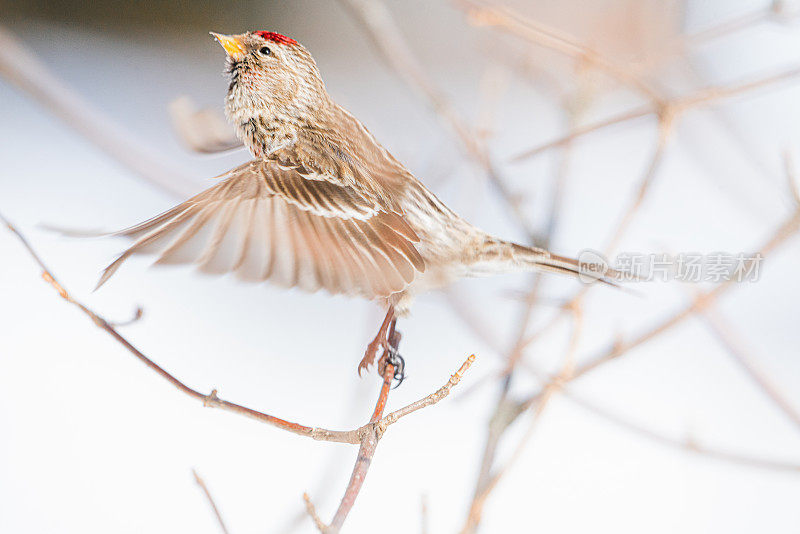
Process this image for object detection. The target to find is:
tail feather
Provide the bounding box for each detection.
[510,243,627,288]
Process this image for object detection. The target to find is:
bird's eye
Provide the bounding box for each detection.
[259,46,271,56]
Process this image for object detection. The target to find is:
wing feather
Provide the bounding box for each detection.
[98,159,425,298]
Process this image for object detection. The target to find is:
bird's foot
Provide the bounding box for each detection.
[378,347,406,388]
[358,338,387,377]
[358,307,397,377]
[378,328,405,387]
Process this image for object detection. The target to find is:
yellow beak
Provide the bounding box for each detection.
[210,32,246,61]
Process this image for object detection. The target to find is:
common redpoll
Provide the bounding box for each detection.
[98,31,619,375]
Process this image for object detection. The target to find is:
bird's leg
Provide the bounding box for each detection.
[358,305,396,376]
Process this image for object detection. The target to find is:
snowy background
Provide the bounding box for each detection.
[1,1,800,533]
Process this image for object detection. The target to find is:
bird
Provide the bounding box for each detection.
[97,30,621,376]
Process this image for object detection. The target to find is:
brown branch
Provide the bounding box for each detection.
[3,210,476,533]
[699,305,800,431]
[192,469,231,534]
[681,65,800,108]
[511,106,653,163]
[326,362,395,532]
[461,305,583,534]
[511,114,672,365]
[511,65,800,163]
[378,355,476,431]
[2,211,478,447]
[447,299,800,475]
[456,175,800,531]
[303,493,328,533]
[603,117,674,254]
[682,2,799,47]
[459,112,579,532]
[455,0,664,103]
[0,211,363,442]
[0,25,196,199]
[520,203,800,412]
[559,386,800,473]
[683,8,771,45]
[305,355,476,533]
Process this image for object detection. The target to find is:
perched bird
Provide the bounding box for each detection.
[98,30,619,375]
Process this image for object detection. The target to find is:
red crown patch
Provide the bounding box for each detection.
[253,31,298,46]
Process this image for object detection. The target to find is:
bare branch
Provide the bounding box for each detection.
[455,0,663,103]
[307,355,475,533]
[303,493,328,533]
[699,305,800,431]
[603,119,673,255]
[561,387,800,473]
[0,210,376,444]
[682,1,799,47]
[520,203,800,412]
[447,302,800,475]
[512,66,800,163]
[784,150,800,206]
[3,210,476,533]
[377,355,476,432]
[681,65,800,108]
[192,469,231,534]
[325,363,395,533]
[510,106,653,163]
[683,8,771,45]
[461,305,582,534]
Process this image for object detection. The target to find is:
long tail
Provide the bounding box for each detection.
[507,242,627,287]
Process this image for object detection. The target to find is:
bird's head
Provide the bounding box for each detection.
[211,31,328,122]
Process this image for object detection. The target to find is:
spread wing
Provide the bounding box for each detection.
[98,159,426,298]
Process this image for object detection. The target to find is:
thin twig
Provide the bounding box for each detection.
[603,117,674,255]
[3,209,477,533]
[460,193,800,527]
[0,211,360,441]
[460,107,579,532]
[510,106,653,163]
[456,0,664,103]
[681,1,799,48]
[447,301,800,474]
[306,355,476,533]
[192,469,231,534]
[700,305,800,431]
[461,305,582,534]
[512,65,800,163]
[378,355,476,432]
[520,203,800,412]
[456,167,800,531]
[784,150,800,205]
[684,8,771,46]
[527,163,800,359]
[303,493,328,533]
[561,386,800,472]
[0,211,473,447]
